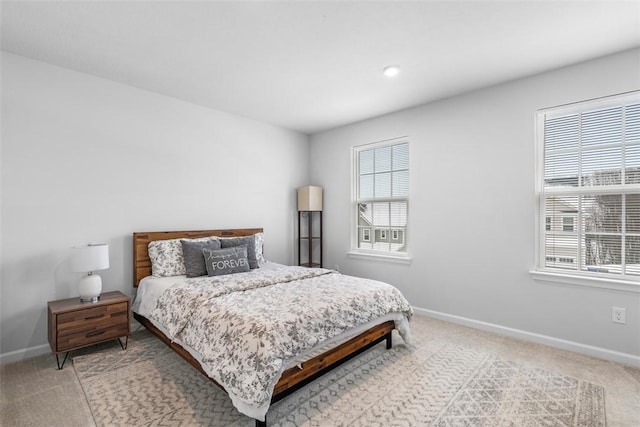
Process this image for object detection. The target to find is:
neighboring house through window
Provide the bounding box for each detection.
[562,217,575,232]
[353,137,409,256]
[536,91,640,280]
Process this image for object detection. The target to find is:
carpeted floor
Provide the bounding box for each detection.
[73,326,606,426]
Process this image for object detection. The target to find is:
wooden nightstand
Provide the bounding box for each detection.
[48,290,130,369]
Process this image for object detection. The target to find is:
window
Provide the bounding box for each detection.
[536,91,640,282]
[562,217,574,232]
[353,138,409,256]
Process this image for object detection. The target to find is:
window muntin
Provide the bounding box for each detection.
[536,92,640,281]
[354,138,409,255]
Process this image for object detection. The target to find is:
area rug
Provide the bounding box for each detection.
[73,329,606,426]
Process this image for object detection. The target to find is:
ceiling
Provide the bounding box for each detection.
[2,1,639,134]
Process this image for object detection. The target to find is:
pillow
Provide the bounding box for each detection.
[203,246,250,276]
[148,239,186,277]
[181,239,222,277]
[254,232,266,264]
[148,236,218,277]
[220,235,260,269]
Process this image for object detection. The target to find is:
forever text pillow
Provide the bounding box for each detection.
[203,246,250,276]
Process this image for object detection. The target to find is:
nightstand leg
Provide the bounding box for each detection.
[117,336,128,350]
[56,352,70,370]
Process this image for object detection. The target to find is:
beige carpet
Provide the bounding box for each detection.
[73,329,606,427]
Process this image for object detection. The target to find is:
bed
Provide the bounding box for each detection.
[131,228,412,427]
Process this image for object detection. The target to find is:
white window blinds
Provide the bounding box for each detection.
[537,91,640,280]
[354,138,409,254]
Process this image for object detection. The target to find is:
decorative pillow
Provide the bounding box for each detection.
[254,232,266,264]
[220,235,260,269]
[203,246,250,276]
[181,239,222,277]
[148,237,218,277]
[148,239,185,277]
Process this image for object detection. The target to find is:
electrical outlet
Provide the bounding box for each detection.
[334,265,340,272]
[612,307,626,324]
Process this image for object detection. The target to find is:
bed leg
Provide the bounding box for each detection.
[385,332,392,350]
[255,419,266,427]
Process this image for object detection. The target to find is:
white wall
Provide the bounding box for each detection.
[0,52,309,359]
[310,48,640,363]
[3,49,639,366]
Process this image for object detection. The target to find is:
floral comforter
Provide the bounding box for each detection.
[148,266,413,420]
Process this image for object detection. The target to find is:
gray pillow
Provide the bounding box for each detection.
[181,239,222,277]
[203,246,250,276]
[220,235,258,269]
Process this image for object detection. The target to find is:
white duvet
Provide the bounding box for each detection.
[133,263,412,421]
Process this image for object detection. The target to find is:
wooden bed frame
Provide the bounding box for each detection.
[132,228,395,427]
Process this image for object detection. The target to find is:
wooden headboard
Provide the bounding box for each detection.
[133,228,263,286]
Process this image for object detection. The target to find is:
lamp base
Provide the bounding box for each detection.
[78,273,102,303]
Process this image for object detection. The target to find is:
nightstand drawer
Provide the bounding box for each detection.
[57,302,128,332]
[48,291,131,369]
[57,322,129,351]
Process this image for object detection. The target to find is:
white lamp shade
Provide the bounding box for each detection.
[71,244,110,273]
[298,186,323,211]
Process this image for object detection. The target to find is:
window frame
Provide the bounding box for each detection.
[349,137,411,263]
[532,91,640,293]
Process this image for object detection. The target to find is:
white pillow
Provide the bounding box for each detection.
[254,232,266,264]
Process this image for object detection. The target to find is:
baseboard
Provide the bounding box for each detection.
[3,312,638,368]
[414,306,640,368]
[0,343,50,365]
[1,320,142,365]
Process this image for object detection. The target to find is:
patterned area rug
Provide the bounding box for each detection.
[73,329,605,426]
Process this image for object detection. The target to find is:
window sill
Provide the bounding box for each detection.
[529,270,640,293]
[346,251,412,264]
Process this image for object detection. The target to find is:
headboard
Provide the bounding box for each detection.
[133,228,263,286]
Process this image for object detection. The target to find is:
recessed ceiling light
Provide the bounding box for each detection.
[383,65,400,77]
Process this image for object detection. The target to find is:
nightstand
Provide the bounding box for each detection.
[47,290,130,369]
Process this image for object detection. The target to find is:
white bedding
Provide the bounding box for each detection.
[133,262,405,368]
[132,262,412,420]
[133,262,287,319]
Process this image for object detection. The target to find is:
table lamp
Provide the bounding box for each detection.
[71,243,110,302]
